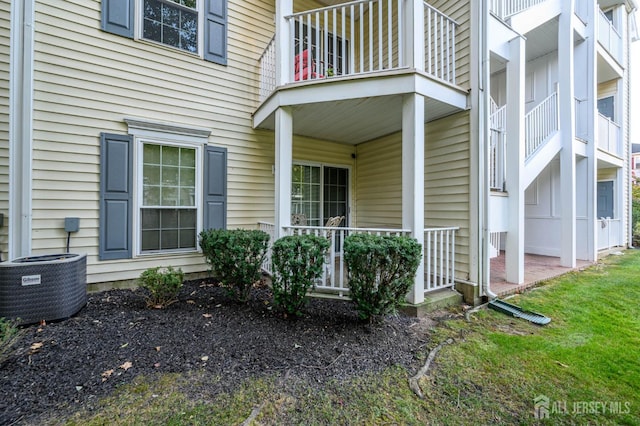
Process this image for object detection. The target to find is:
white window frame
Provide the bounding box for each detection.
[125,117,210,257]
[135,0,205,57]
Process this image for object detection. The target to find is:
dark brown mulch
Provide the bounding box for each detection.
[0,278,435,425]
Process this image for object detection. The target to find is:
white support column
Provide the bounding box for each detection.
[559,4,576,268]
[274,107,293,240]
[505,35,525,285]
[275,0,293,86]
[403,0,425,71]
[402,93,425,304]
[584,0,598,261]
[9,0,35,259]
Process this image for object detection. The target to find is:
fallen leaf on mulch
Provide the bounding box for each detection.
[203,313,212,318]
[120,361,133,371]
[186,300,196,304]
[154,346,161,352]
[101,370,114,382]
[201,356,209,362]
[29,342,43,353]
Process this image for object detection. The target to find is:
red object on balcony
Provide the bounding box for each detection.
[294,49,322,81]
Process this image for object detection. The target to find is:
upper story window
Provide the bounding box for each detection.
[101,0,228,65]
[142,0,199,53]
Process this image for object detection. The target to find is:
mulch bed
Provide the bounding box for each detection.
[0,278,438,425]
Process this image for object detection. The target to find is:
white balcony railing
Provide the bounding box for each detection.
[490,0,547,20]
[424,2,457,84]
[574,0,589,23]
[574,97,588,140]
[423,226,459,292]
[258,37,276,102]
[525,91,559,160]
[598,9,623,64]
[258,1,457,101]
[597,217,622,250]
[489,103,507,191]
[260,224,458,297]
[598,113,622,157]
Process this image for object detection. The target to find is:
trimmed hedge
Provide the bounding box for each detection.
[271,234,331,316]
[199,229,270,302]
[344,234,422,321]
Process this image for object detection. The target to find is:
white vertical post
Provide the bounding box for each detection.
[274,107,293,240]
[585,0,597,261]
[402,93,425,304]
[9,0,35,259]
[505,35,525,284]
[559,3,576,268]
[276,0,293,86]
[403,0,425,71]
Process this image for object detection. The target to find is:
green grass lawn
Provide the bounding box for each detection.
[68,251,640,425]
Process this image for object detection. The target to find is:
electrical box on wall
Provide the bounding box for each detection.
[65,217,80,233]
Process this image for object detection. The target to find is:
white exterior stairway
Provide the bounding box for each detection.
[490,0,562,34]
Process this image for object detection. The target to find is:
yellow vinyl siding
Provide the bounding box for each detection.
[425,111,470,279]
[356,111,471,279]
[0,0,8,259]
[31,0,276,284]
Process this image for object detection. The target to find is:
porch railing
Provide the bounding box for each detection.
[598,8,622,64]
[489,103,507,191]
[258,1,457,100]
[258,36,276,102]
[258,222,276,275]
[597,113,622,157]
[423,226,459,292]
[490,0,547,20]
[260,224,458,297]
[525,91,559,160]
[597,217,622,250]
[424,2,457,84]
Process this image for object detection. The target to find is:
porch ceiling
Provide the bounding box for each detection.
[253,71,468,145]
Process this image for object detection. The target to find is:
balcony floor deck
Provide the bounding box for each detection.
[490,252,592,297]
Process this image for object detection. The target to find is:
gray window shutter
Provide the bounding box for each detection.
[101,0,134,39]
[100,133,133,260]
[204,0,228,65]
[204,146,227,230]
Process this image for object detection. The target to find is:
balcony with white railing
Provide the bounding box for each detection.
[597,113,622,157]
[489,0,548,20]
[574,0,589,23]
[525,91,559,160]
[259,223,459,297]
[598,8,623,64]
[258,0,458,103]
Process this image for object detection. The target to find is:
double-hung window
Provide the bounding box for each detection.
[140,142,200,253]
[142,0,199,53]
[101,0,227,64]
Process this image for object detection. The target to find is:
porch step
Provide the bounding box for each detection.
[400,289,463,317]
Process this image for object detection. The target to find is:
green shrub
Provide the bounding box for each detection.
[199,229,270,302]
[271,234,331,316]
[0,317,22,364]
[344,234,422,321]
[138,266,184,308]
